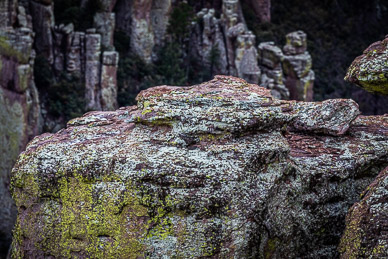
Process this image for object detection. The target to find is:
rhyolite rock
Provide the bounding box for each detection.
[339,163,388,258]
[282,31,315,101]
[258,41,289,99]
[0,1,40,255]
[10,76,388,258]
[115,0,172,64]
[345,35,388,95]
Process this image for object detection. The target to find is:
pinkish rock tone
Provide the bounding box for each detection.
[10,76,388,258]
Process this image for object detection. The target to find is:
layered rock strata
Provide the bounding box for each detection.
[0,1,40,255]
[10,76,388,258]
[345,34,388,95]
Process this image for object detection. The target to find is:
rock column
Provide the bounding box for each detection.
[282,31,314,101]
[258,42,289,99]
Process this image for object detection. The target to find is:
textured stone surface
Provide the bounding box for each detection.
[10,76,388,258]
[258,42,289,99]
[345,35,388,95]
[283,30,307,55]
[115,0,171,63]
[340,164,388,258]
[0,3,40,255]
[282,31,315,101]
[29,0,54,62]
[93,12,115,49]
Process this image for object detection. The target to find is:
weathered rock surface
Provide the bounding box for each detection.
[258,41,289,99]
[282,31,315,101]
[345,35,388,95]
[10,76,388,258]
[0,1,40,255]
[340,164,388,258]
[115,0,172,64]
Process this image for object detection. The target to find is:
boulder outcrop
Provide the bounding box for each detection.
[10,76,388,258]
[339,165,388,258]
[345,35,388,95]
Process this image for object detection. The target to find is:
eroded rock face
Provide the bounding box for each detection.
[10,76,388,258]
[345,35,388,95]
[0,2,40,255]
[339,164,388,258]
[115,0,172,64]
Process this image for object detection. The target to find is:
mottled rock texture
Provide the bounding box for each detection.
[345,35,388,95]
[0,1,40,255]
[115,0,172,63]
[282,31,314,101]
[10,76,388,258]
[340,164,388,258]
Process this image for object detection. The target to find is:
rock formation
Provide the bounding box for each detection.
[115,0,172,63]
[0,1,40,255]
[30,0,119,111]
[191,0,262,84]
[339,165,388,258]
[257,31,314,101]
[345,34,388,95]
[10,76,388,258]
[338,35,388,258]
[282,31,315,101]
[258,41,289,99]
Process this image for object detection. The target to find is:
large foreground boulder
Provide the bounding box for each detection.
[10,76,388,258]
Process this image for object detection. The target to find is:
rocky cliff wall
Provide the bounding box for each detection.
[10,76,388,258]
[0,1,40,255]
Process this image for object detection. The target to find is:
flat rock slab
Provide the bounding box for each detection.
[10,76,388,258]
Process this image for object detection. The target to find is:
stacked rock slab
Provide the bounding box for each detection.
[282,30,315,101]
[258,41,289,99]
[10,76,388,258]
[345,35,388,95]
[0,1,40,255]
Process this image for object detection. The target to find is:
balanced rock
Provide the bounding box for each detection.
[10,76,388,258]
[345,35,388,95]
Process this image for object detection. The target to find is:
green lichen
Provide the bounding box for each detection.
[0,36,29,63]
[359,79,388,95]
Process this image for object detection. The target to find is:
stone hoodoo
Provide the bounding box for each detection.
[258,41,289,99]
[345,35,388,95]
[10,76,388,258]
[282,30,315,101]
[30,0,119,111]
[0,0,40,255]
[258,31,314,101]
